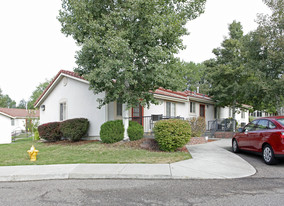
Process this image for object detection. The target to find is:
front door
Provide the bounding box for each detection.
[200,104,205,118]
[132,104,143,125]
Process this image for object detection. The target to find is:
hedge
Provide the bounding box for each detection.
[60,118,89,141]
[38,122,62,142]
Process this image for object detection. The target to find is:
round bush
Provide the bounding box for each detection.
[128,121,144,141]
[154,119,191,152]
[100,120,124,143]
[60,118,89,141]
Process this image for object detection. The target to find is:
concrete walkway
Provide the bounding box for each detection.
[0,139,256,182]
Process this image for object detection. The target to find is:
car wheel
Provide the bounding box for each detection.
[262,144,277,165]
[232,139,240,153]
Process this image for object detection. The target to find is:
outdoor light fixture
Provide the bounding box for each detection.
[41,105,45,111]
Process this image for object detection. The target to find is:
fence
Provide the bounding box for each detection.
[207,118,237,138]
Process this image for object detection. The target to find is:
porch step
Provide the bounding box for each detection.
[143,132,155,139]
[201,131,214,138]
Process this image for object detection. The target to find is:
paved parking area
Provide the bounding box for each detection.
[219,141,284,178]
[236,152,284,178]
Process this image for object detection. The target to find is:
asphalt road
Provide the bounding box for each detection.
[0,178,283,206]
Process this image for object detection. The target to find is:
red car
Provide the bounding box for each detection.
[232,116,284,165]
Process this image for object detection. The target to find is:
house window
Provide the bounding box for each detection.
[116,102,122,116]
[166,102,176,117]
[60,102,67,121]
[11,119,15,126]
[241,111,245,119]
[133,105,140,117]
[257,111,262,117]
[190,102,196,113]
[214,107,220,119]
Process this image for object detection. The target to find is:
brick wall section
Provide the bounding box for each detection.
[214,132,234,139]
[188,136,207,145]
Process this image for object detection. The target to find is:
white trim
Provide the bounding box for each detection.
[188,96,215,104]
[154,93,187,103]
[0,112,14,119]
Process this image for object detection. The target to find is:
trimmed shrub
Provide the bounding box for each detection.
[188,117,206,137]
[154,119,191,152]
[128,121,144,141]
[100,120,124,143]
[60,118,89,141]
[38,122,62,142]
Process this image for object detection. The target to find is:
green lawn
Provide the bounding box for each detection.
[0,137,191,166]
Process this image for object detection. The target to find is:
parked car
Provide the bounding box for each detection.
[232,116,284,165]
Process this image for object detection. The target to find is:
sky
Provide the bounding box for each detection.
[0,0,271,105]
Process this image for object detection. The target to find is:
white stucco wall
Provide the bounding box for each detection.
[144,100,164,117]
[219,106,249,126]
[0,115,12,144]
[143,100,187,118]
[12,118,26,132]
[39,77,106,137]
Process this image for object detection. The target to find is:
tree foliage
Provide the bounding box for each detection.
[242,0,284,112]
[183,61,209,94]
[0,88,16,108]
[204,1,284,114]
[58,0,206,108]
[28,79,50,109]
[17,99,27,109]
[205,21,247,110]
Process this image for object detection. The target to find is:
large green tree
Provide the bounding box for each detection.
[242,0,284,113]
[17,99,27,109]
[183,61,209,94]
[58,0,206,108]
[205,21,247,127]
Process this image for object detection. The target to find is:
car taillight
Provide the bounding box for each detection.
[281,132,284,138]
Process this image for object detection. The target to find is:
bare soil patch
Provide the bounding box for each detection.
[44,138,189,153]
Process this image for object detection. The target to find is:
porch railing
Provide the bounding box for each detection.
[128,115,184,133]
[207,118,237,138]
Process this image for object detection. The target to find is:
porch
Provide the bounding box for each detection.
[206,118,237,138]
[128,115,184,134]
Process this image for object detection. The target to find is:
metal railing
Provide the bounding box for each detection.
[207,118,237,138]
[128,115,184,133]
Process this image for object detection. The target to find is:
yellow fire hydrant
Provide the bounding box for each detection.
[27,145,39,161]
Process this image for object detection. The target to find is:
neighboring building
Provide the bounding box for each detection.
[35,70,250,139]
[250,110,274,118]
[0,108,39,144]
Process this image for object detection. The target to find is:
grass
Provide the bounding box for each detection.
[0,137,191,166]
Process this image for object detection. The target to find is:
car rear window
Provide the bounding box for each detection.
[276,118,284,126]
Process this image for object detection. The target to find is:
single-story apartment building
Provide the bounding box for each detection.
[0,108,39,144]
[34,70,249,140]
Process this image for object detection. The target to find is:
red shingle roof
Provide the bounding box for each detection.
[34,70,214,105]
[154,88,187,100]
[184,90,212,100]
[0,108,39,118]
